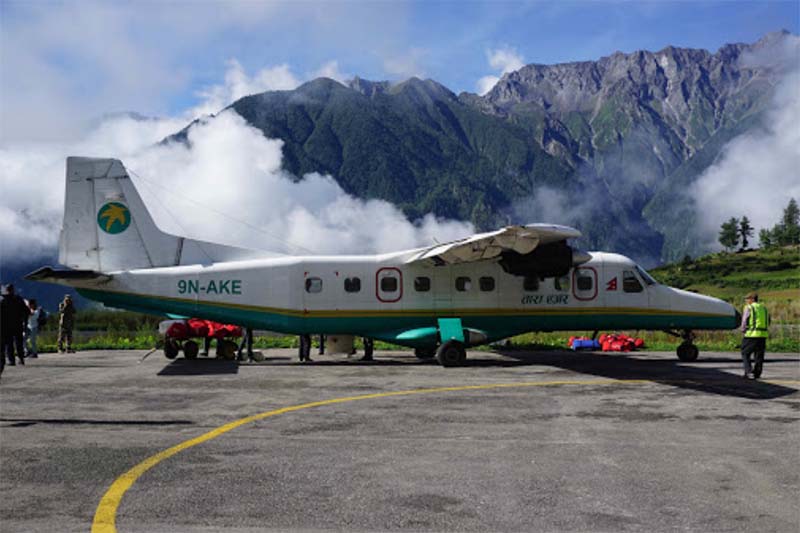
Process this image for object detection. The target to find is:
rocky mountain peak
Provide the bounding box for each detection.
[347,76,391,97]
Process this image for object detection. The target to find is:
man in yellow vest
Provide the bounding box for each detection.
[741,292,769,379]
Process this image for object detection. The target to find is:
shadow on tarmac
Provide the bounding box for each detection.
[0,417,193,428]
[157,358,239,376]
[493,350,798,400]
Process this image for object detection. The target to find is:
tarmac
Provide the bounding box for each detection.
[0,348,798,533]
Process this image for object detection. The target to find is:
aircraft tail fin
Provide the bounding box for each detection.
[59,157,259,272]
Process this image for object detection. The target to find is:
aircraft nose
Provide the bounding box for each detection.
[735,309,742,326]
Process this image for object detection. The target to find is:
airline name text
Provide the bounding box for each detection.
[521,294,569,305]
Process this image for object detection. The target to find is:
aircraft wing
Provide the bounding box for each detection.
[405,224,581,266]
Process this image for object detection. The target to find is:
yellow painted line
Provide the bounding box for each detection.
[91,378,650,533]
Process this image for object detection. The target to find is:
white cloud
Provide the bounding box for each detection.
[476,46,525,95]
[311,60,349,84]
[132,111,473,255]
[690,36,800,250]
[383,48,428,79]
[0,109,473,266]
[190,60,302,118]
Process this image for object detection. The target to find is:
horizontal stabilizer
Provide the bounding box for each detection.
[25,266,112,284]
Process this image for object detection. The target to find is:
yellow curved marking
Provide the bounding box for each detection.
[91,379,649,532]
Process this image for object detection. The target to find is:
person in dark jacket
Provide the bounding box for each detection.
[1,284,30,366]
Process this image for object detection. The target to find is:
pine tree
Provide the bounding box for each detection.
[778,198,800,245]
[718,217,739,252]
[759,228,774,248]
[738,216,753,250]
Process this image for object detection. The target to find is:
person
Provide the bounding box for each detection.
[25,299,43,358]
[298,334,312,362]
[741,292,770,379]
[0,286,5,377]
[58,294,76,353]
[1,284,30,366]
[237,327,254,362]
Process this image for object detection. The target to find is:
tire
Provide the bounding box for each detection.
[163,338,179,360]
[677,342,699,362]
[183,340,199,360]
[414,348,436,360]
[436,341,465,367]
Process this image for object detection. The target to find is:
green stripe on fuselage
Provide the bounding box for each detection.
[77,288,737,347]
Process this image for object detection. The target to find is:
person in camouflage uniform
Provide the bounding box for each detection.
[58,295,76,353]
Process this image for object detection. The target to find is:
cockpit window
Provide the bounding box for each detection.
[635,265,657,286]
[622,270,643,293]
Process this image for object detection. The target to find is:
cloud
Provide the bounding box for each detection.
[0,109,473,266]
[476,46,525,95]
[132,111,473,255]
[190,60,302,118]
[690,35,800,250]
[311,60,349,84]
[383,48,428,79]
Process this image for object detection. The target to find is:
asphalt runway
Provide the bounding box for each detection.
[1,348,798,533]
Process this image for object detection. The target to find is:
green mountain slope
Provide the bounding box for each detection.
[163,32,794,264]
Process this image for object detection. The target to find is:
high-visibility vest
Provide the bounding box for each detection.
[745,302,769,338]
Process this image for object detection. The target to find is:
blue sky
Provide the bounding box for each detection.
[1,0,797,140]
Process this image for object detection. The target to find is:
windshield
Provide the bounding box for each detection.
[635,265,657,286]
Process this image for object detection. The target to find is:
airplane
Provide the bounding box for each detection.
[27,157,740,367]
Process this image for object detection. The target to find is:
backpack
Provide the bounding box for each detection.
[37,309,48,328]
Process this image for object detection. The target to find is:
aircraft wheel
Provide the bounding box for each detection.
[183,340,199,360]
[436,341,465,367]
[414,348,436,360]
[163,338,179,359]
[677,342,699,362]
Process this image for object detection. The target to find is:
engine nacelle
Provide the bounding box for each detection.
[499,241,575,278]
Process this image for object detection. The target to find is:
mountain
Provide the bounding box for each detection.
[165,32,793,265]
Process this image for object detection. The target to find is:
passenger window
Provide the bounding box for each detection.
[479,276,495,292]
[305,277,322,293]
[414,276,431,292]
[523,275,539,292]
[455,277,472,291]
[555,275,570,292]
[380,276,398,292]
[344,277,361,293]
[623,270,643,293]
[576,271,593,291]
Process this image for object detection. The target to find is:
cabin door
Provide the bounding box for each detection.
[376,267,402,303]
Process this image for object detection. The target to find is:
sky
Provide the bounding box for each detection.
[0,0,798,266]
[1,0,797,141]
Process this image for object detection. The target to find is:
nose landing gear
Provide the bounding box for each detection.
[666,329,699,362]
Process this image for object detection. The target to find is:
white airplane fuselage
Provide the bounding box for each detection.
[69,250,736,348]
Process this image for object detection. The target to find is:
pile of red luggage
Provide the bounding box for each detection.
[164,318,242,340]
[599,333,645,352]
[568,333,645,352]
[159,318,243,360]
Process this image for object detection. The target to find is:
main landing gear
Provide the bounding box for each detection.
[436,340,467,367]
[666,329,699,362]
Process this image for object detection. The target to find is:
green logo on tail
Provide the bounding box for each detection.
[97,202,131,234]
